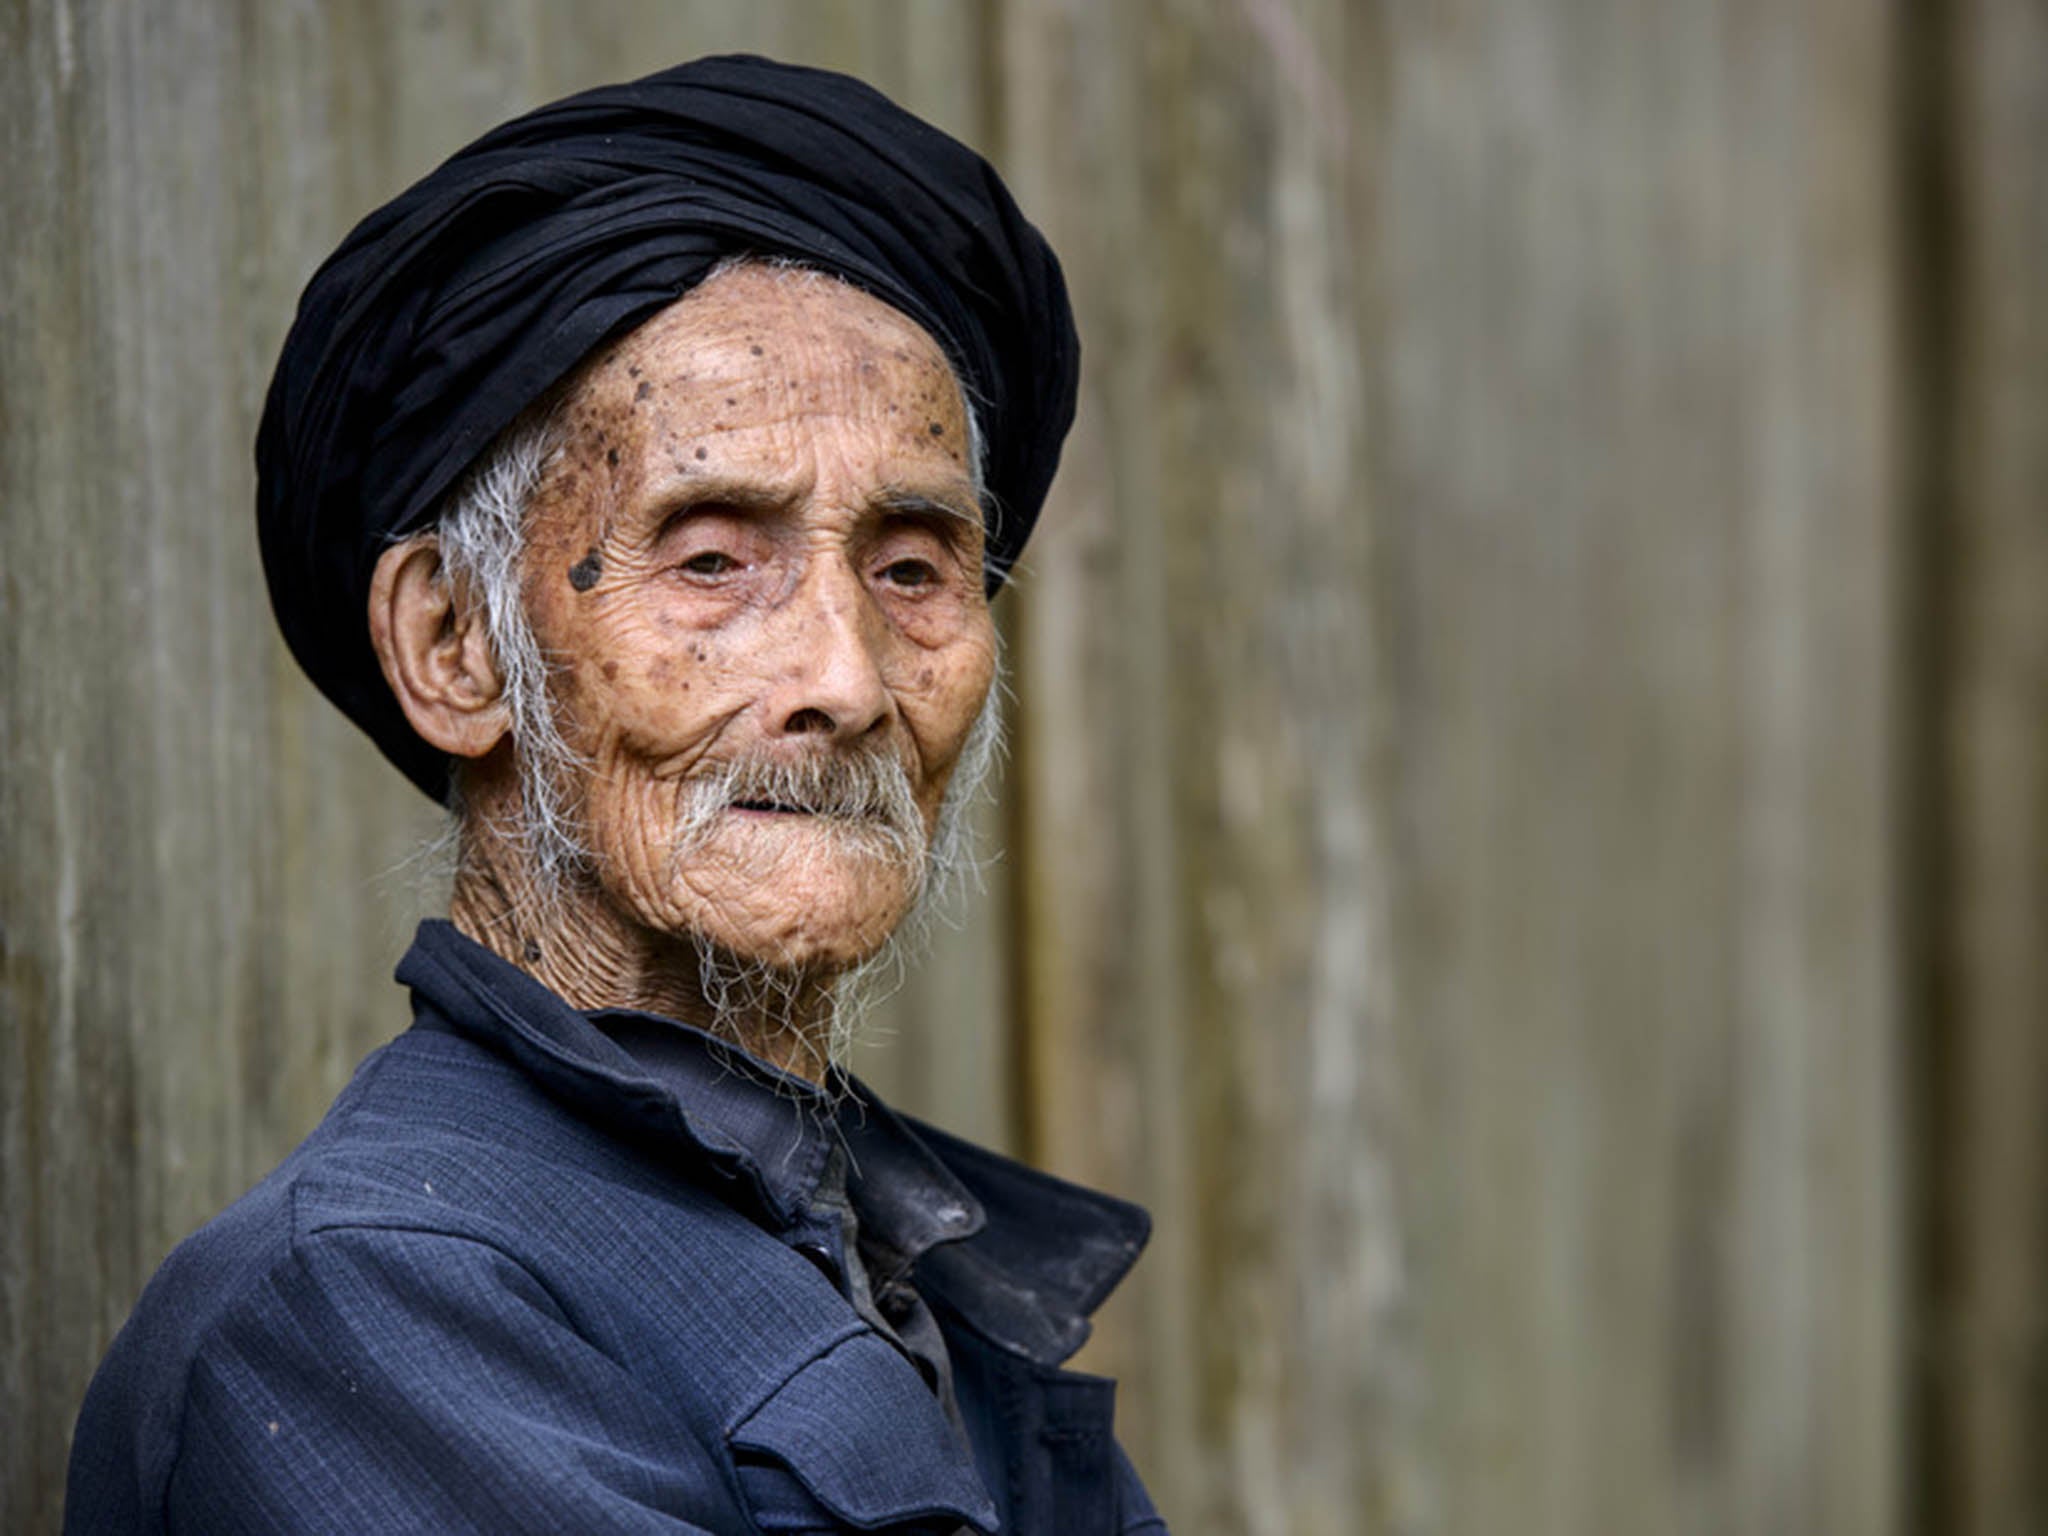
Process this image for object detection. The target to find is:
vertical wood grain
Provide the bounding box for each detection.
[1,8,447,1527]
[1377,4,1904,1532]
[1009,0,1913,1532]
[1002,3,1396,1530]
[1916,3,2048,1533]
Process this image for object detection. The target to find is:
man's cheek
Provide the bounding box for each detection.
[910,664,994,757]
[584,655,702,745]
[582,760,678,859]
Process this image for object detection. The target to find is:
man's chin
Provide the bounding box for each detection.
[669,820,920,942]
[664,878,917,979]
[711,806,922,864]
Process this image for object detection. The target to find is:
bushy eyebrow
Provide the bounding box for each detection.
[649,477,790,518]
[872,485,982,529]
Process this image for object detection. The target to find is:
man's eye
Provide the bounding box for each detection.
[680,550,739,577]
[880,558,937,589]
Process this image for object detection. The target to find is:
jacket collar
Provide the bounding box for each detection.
[396,919,1149,1366]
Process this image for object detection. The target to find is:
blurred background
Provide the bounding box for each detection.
[3,2,2043,1533]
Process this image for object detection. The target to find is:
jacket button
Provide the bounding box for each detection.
[793,1241,839,1283]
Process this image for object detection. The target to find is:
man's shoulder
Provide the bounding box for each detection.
[67,1037,493,1401]
[283,1025,681,1227]
[65,1027,863,1531]
[133,1024,766,1316]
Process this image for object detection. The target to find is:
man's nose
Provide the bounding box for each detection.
[765,562,893,743]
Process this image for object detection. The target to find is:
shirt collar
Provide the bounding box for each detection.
[586,1008,987,1280]
[396,918,1150,1365]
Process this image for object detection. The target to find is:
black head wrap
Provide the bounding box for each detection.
[257,54,1078,802]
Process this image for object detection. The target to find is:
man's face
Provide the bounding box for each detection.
[515,265,997,972]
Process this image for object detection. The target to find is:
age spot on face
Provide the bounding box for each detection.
[568,549,603,592]
[634,380,654,403]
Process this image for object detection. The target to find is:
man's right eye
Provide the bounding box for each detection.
[680,550,738,577]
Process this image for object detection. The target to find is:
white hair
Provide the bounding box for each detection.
[434,408,591,897]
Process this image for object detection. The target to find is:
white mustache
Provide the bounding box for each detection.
[671,745,927,861]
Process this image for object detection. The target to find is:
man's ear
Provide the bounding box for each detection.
[368,536,513,761]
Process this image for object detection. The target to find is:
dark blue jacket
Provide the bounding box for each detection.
[66,922,1167,1534]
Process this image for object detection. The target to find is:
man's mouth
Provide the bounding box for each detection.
[671,749,924,858]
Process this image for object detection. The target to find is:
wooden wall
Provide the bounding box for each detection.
[1915,4,2048,1532]
[2,3,2041,1534]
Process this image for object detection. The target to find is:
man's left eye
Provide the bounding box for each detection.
[879,558,937,589]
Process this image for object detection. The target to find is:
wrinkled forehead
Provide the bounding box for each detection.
[569,263,976,456]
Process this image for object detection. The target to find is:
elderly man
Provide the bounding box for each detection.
[67,56,1165,1536]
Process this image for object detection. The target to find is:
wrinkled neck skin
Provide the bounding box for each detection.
[446,764,839,1082]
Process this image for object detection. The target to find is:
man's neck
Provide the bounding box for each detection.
[447,823,839,1082]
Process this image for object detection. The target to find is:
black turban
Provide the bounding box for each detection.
[256,54,1079,802]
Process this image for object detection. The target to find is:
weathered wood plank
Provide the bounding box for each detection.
[1377,3,1904,1533]
[1008,1,1910,1533]
[1919,3,2048,1533]
[0,8,446,1527]
[1003,3,1393,1530]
